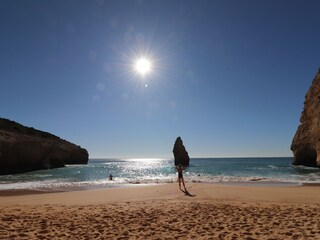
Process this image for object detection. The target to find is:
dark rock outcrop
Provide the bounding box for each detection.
[173,137,190,166]
[291,69,320,167]
[0,118,89,175]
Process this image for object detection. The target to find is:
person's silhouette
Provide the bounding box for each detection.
[176,164,187,192]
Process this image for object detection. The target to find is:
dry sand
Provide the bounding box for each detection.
[1,183,320,239]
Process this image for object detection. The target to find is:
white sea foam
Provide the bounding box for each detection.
[0,180,63,190]
[0,175,316,190]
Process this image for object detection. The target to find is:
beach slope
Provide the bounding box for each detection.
[1,183,320,239]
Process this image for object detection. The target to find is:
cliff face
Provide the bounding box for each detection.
[173,137,190,166]
[0,118,89,175]
[291,69,320,167]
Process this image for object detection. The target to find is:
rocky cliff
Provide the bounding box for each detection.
[291,69,320,167]
[173,136,190,166]
[0,118,89,175]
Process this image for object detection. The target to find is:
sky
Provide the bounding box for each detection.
[1,0,320,158]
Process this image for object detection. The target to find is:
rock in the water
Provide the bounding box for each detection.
[291,69,320,167]
[173,136,190,166]
[0,118,89,175]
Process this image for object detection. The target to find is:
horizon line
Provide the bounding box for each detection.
[89,156,293,159]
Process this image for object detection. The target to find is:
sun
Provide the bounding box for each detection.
[135,58,151,75]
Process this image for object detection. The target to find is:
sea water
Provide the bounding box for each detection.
[0,157,320,190]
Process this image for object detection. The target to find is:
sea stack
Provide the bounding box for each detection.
[291,69,320,168]
[173,136,190,166]
[0,118,89,175]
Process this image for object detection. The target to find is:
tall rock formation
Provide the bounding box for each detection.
[0,118,89,175]
[291,69,320,168]
[173,136,190,166]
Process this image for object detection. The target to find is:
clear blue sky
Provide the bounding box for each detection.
[1,0,320,158]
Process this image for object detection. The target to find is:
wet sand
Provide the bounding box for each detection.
[1,183,320,239]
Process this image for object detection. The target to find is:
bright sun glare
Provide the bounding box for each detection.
[135,58,151,75]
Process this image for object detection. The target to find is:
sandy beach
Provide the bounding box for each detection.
[1,183,320,239]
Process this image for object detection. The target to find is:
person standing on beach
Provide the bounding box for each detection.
[176,164,187,192]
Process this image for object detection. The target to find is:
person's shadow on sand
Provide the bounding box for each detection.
[180,189,196,197]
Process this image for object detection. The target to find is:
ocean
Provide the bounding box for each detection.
[0,157,320,191]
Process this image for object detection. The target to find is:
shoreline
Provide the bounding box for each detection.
[1,182,320,204]
[1,180,320,197]
[0,183,158,197]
